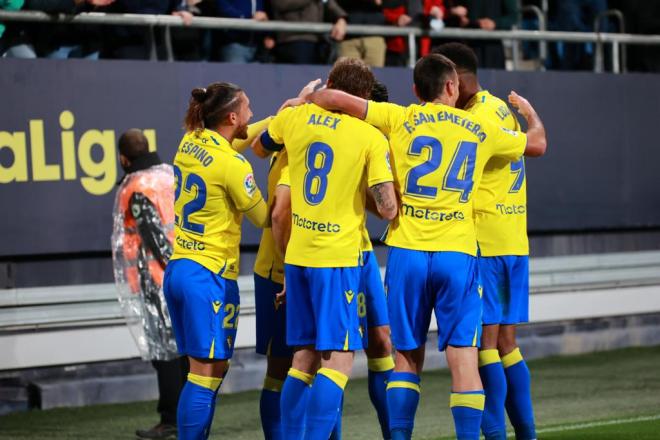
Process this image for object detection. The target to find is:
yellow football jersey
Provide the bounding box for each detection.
[467,91,529,256]
[170,129,264,280]
[265,103,393,267]
[254,151,290,284]
[366,101,527,255]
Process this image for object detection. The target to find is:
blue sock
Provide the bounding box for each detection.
[368,357,394,439]
[479,350,508,440]
[450,390,485,440]
[386,372,421,440]
[329,395,343,440]
[177,373,222,440]
[260,376,284,440]
[280,369,314,440]
[305,368,348,440]
[502,348,536,440]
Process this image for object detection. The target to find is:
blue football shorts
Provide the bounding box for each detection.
[163,258,239,360]
[478,255,529,325]
[358,250,390,347]
[384,247,482,351]
[284,264,362,351]
[254,273,292,358]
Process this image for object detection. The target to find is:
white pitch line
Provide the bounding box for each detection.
[505,414,660,438]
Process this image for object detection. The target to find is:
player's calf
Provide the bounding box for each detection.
[479,325,507,440]
[365,325,394,440]
[305,351,354,440]
[446,346,485,440]
[498,326,536,440]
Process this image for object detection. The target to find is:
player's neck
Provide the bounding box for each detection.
[215,126,235,144]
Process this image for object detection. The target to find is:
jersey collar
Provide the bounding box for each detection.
[193,128,233,151]
[466,90,491,110]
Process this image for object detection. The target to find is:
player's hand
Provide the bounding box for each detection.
[275,283,286,306]
[172,10,194,26]
[508,91,533,119]
[298,78,322,99]
[277,97,305,113]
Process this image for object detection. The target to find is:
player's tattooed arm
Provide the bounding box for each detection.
[369,182,398,221]
[508,91,547,157]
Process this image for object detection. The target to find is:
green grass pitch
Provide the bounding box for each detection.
[1,346,659,439]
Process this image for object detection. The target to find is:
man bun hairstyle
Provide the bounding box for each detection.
[184,82,243,132]
[327,57,375,100]
[432,42,478,74]
[413,53,457,103]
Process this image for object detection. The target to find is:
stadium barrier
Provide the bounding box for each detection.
[2,10,660,72]
[2,251,660,371]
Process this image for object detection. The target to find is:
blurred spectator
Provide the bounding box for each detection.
[171,0,213,61]
[444,0,518,69]
[552,0,609,70]
[337,0,386,67]
[617,0,660,72]
[212,0,269,63]
[0,0,36,58]
[270,0,347,64]
[24,0,114,59]
[101,0,192,60]
[382,0,415,67]
[419,0,445,56]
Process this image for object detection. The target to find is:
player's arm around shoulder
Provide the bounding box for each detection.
[508,91,547,157]
[232,116,273,154]
[252,107,294,159]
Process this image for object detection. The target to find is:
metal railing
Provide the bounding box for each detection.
[2,10,660,72]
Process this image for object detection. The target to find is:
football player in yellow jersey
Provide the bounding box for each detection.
[163,82,269,440]
[300,54,547,440]
[254,58,398,440]
[435,43,543,440]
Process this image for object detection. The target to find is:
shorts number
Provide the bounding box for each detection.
[509,159,525,193]
[174,165,207,235]
[303,142,334,205]
[404,136,477,203]
[223,303,240,329]
[357,292,367,318]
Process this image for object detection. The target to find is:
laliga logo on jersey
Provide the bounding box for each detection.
[0,110,157,196]
[244,173,257,197]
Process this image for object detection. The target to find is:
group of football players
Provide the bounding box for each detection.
[163,42,547,440]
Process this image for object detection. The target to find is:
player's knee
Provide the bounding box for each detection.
[497,327,518,355]
[365,326,392,358]
[267,356,293,381]
[480,324,500,350]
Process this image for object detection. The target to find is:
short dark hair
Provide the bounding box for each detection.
[184,82,243,132]
[370,80,389,103]
[328,57,375,99]
[413,54,457,102]
[432,42,478,74]
[118,129,149,160]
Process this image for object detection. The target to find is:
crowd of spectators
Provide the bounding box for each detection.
[0,0,658,72]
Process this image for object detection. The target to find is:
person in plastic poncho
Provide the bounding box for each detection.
[112,129,188,440]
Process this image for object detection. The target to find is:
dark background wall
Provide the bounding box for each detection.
[1,59,659,286]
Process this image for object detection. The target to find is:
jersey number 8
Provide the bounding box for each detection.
[303,142,334,205]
